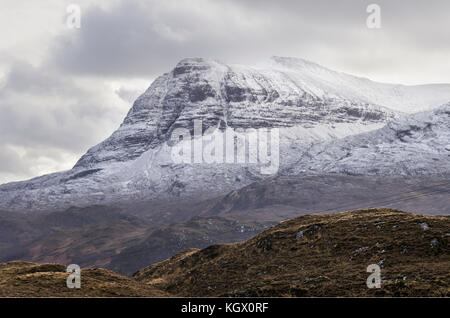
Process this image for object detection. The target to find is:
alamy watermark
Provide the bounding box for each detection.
[66,264,81,289]
[366,4,381,29]
[366,264,381,288]
[169,120,280,175]
[66,4,81,29]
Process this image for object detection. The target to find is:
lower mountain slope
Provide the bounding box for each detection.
[0,206,151,268]
[108,217,274,276]
[205,174,450,220]
[135,208,450,297]
[0,205,273,275]
[1,174,448,276]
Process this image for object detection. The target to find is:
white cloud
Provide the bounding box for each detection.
[0,61,132,183]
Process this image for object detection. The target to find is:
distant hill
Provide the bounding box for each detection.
[0,205,272,276]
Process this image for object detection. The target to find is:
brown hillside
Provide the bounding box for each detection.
[0,261,167,297]
[134,208,450,297]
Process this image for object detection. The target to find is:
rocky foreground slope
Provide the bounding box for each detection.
[135,208,450,297]
[1,209,448,297]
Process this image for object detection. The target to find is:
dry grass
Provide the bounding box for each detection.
[134,208,450,297]
[0,261,168,297]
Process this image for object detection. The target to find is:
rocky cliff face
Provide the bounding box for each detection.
[0,57,449,212]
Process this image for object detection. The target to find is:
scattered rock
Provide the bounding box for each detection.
[430,238,438,249]
[419,222,430,231]
[352,246,369,254]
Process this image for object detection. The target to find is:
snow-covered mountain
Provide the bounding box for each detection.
[74,57,399,169]
[287,102,450,176]
[1,57,449,212]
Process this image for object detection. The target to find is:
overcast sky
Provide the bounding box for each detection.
[1,0,449,184]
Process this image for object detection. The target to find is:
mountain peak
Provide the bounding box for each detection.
[171,57,226,76]
[268,56,326,70]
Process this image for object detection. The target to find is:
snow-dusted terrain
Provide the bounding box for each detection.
[287,102,450,176]
[74,57,399,169]
[1,57,449,212]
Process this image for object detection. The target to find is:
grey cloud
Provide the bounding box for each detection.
[0,62,120,150]
[47,0,450,81]
[48,0,367,77]
[115,86,144,104]
[0,61,130,183]
[0,145,33,175]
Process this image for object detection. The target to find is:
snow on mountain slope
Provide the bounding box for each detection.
[287,102,450,176]
[0,122,382,212]
[0,57,449,212]
[265,57,450,113]
[74,57,450,170]
[74,57,400,169]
